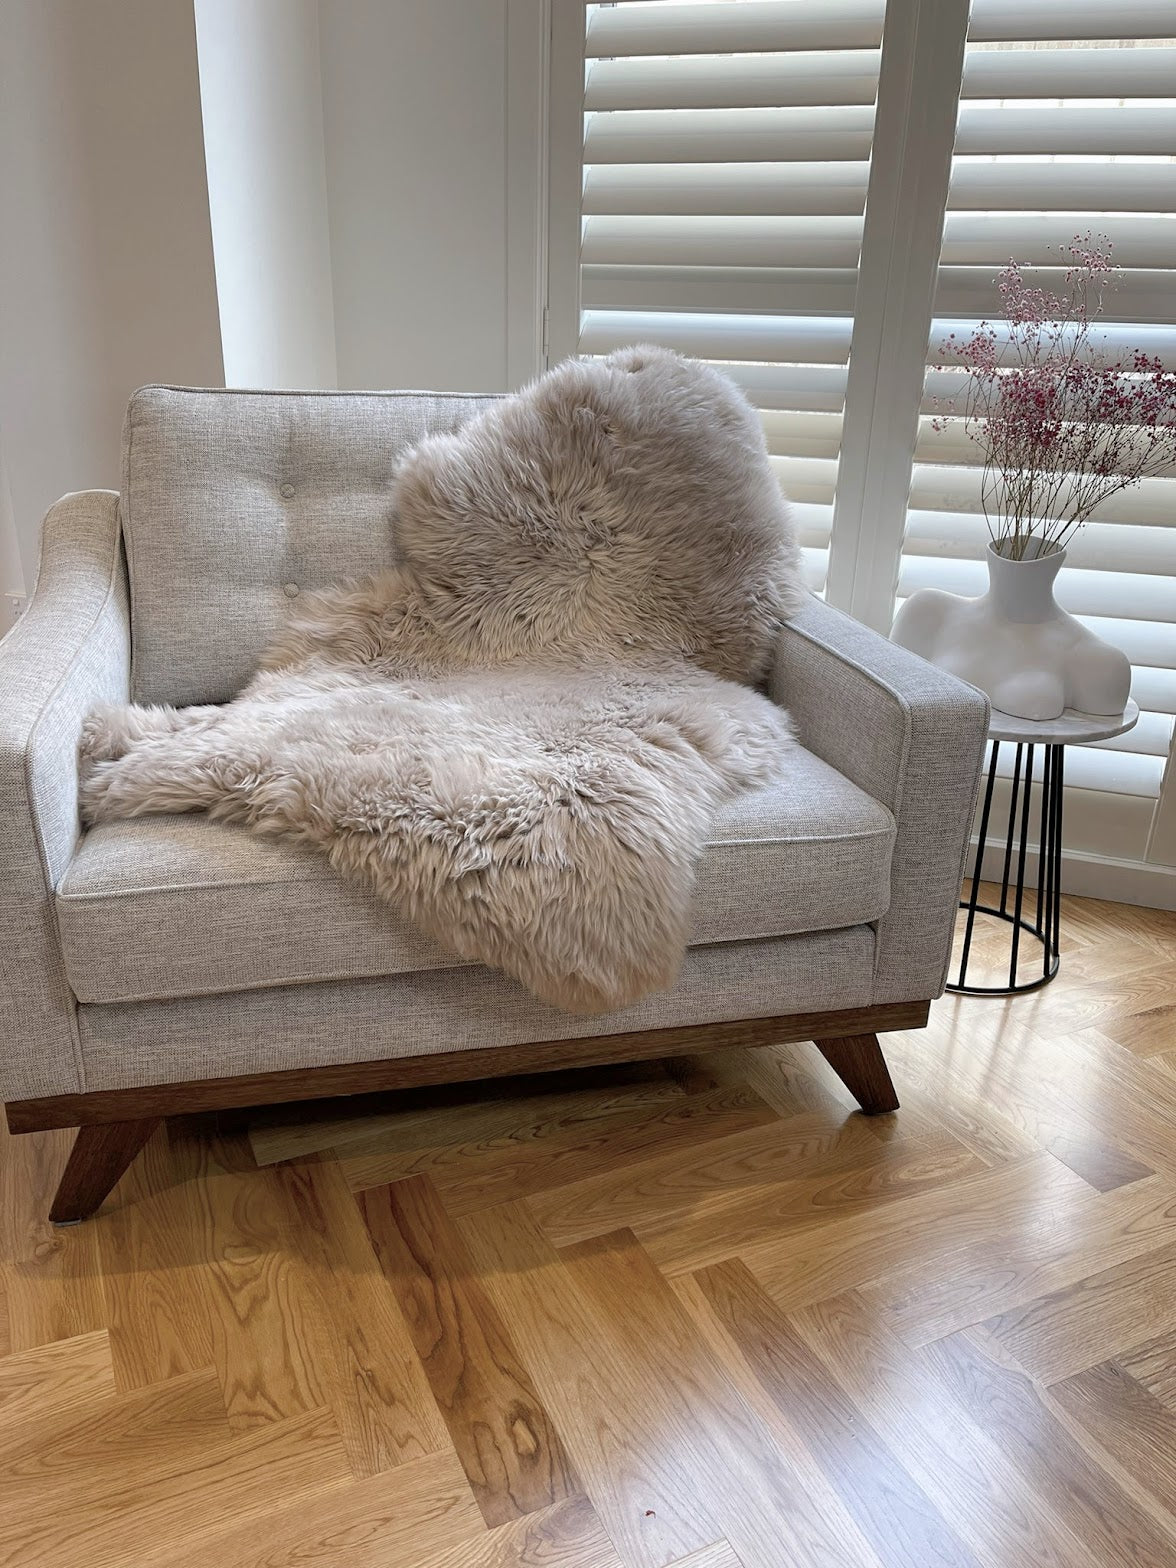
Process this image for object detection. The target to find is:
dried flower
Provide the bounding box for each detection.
[932,236,1176,560]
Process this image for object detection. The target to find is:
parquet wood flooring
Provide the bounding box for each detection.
[2,891,1175,1565]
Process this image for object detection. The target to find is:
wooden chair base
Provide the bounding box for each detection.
[48,1118,160,1225]
[814,1033,900,1114]
[10,1001,923,1222]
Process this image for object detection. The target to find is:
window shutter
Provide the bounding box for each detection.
[570,0,889,595]
[897,2,1176,830]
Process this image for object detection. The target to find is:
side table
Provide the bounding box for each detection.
[949,700,1139,996]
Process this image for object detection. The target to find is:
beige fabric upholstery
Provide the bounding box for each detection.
[121,386,499,706]
[771,597,990,1004]
[0,492,128,1098]
[57,746,895,1004]
[75,926,878,1090]
[0,386,988,1107]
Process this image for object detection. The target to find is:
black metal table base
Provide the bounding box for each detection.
[948,738,1064,996]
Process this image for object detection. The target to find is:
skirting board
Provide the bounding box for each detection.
[972,840,1176,913]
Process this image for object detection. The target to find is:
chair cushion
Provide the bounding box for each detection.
[122,386,500,707]
[58,746,894,1005]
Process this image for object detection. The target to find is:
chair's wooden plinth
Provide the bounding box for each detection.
[8,1000,925,1220]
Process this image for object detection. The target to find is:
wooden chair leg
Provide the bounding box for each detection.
[48,1118,160,1224]
[814,1033,899,1115]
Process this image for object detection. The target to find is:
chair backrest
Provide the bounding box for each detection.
[121,385,501,705]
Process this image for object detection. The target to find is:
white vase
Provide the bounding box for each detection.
[890,534,1132,722]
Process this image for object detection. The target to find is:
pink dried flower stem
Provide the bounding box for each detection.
[933,236,1176,561]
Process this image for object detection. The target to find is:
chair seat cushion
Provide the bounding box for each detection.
[57,745,894,1005]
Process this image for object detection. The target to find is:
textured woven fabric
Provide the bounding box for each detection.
[771,596,990,1005]
[75,925,878,1089]
[0,491,129,1098]
[57,743,894,1004]
[121,386,500,706]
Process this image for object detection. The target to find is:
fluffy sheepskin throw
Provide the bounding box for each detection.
[80,347,804,1012]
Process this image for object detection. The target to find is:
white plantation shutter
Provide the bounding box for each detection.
[893,3,1176,861]
[549,0,1176,884]
[559,0,890,595]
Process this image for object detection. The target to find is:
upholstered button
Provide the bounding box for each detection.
[280,482,296,499]
[283,582,300,597]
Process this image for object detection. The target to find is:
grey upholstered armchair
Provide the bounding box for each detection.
[0,387,989,1221]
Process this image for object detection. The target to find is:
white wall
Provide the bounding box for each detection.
[318,0,515,393]
[194,0,338,389]
[0,438,23,604]
[0,0,223,591]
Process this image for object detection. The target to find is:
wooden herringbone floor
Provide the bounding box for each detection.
[3,892,1176,1567]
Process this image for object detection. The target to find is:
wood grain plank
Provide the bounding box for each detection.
[1048,1361,1176,1529]
[250,1063,684,1167]
[665,1548,744,1568]
[96,1125,217,1391]
[742,1153,1088,1313]
[789,1291,1108,1568]
[154,1445,483,1568]
[0,1328,115,1429]
[633,1131,988,1277]
[1118,1326,1176,1411]
[175,1129,324,1431]
[528,1113,957,1252]
[693,1259,982,1568]
[412,1495,624,1568]
[457,1200,726,1568]
[557,1229,886,1568]
[916,1017,1176,1183]
[0,1368,230,1507]
[922,1330,1176,1568]
[358,1174,579,1528]
[861,1172,1176,1347]
[270,1155,449,1473]
[345,1084,778,1215]
[0,1122,106,1352]
[0,1405,352,1568]
[979,1238,1176,1385]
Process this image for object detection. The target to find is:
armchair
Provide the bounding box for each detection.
[0,387,989,1221]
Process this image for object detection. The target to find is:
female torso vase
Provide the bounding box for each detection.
[891,535,1131,722]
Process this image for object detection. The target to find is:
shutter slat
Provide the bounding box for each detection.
[1086,712,1174,757]
[581,215,865,269]
[910,464,1176,528]
[788,500,837,545]
[581,264,859,316]
[961,46,1176,99]
[904,511,1176,576]
[916,420,1176,481]
[940,212,1176,269]
[935,267,1176,323]
[706,361,850,412]
[948,163,1176,214]
[968,0,1176,42]
[954,105,1176,157]
[580,310,853,364]
[760,411,843,458]
[586,0,884,59]
[585,52,880,113]
[583,162,870,217]
[928,320,1176,370]
[584,107,876,163]
[767,455,840,503]
[1131,667,1176,715]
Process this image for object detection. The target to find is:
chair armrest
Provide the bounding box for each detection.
[770,595,989,1004]
[0,491,129,1099]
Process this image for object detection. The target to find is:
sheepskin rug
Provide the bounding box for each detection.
[79,346,804,1012]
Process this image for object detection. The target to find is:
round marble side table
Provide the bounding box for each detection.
[949,700,1139,996]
